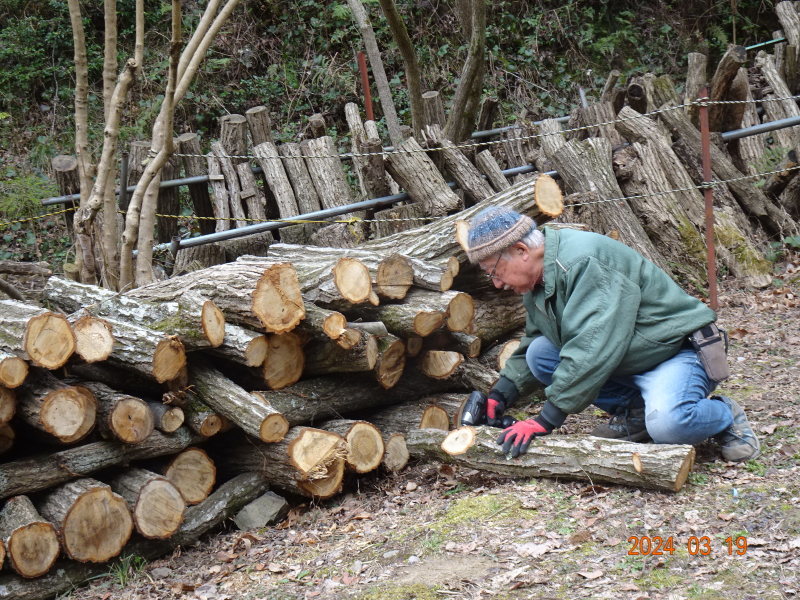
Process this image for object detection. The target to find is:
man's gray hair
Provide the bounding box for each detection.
[520,227,545,249]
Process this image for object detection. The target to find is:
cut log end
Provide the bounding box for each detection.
[152,337,187,383]
[0,355,28,389]
[497,340,521,371]
[259,413,290,443]
[445,292,475,332]
[344,421,385,473]
[289,428,347,479]
[382,433,410,472]
[297,457,345,499]
[414,311,445,337]
[41,386,96,444]
[0,386,16,424]
[375,254,414,299]
[263,332,305,389]
[420,350,465,379]
[420,405,450,431]
[333,257,373,303]
[164,447,217,505]
[441,426,477,455]
[201,301,226,347]
[109,397,155,444]
[673,446,696,492]
[24,312,75,369]
[72,315,113,363]
[323,312,348,340]
[134,478,186,539]
[336,328,362,350]
[252,263,306,334]
[533,172,565,217]
[375,338,406,389]
[7,521,60,578]
[62,487,133,563]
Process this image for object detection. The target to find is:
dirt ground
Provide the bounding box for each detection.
[62,266,800,600]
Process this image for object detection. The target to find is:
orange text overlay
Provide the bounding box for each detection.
[628,535,748,557]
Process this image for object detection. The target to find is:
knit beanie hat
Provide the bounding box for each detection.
[465,207,536,263]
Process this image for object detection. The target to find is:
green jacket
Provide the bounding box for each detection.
[498,228,716,414]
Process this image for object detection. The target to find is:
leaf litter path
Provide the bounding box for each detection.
[65,276,800,600]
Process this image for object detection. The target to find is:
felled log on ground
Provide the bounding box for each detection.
[162,447,217,506]
[381,433,410,473]
[127,261,305,334]
[319,419,385,474]
[43,278,226,350]
[109,468,185,540]
[188,358,289,442]
[219,427,347,499]
[0,495,60,578]
[0,300,75,370]
[17,368,96,445]
[0,351,28,389]
[0,473,268,600]
[407,427,696,493]
[81,381,154,444]
[0,428,200,500]
[38,478,133,563]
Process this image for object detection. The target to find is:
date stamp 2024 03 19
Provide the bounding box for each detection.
[628,536,749,557]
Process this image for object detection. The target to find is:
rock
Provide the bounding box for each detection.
[233,491,289,530]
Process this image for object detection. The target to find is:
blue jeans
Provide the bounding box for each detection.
[525,337,733,445]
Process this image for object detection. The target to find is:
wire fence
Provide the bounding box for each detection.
[3,94,799,232]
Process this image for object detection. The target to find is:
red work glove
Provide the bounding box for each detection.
[496,417,552,458]
[486,396,506,427]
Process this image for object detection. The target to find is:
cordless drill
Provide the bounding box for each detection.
[459,391,517,427]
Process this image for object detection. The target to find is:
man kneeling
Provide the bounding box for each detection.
[465,206,760,463]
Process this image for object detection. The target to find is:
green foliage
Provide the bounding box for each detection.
[0,173,57,218]
[102,553,148,587]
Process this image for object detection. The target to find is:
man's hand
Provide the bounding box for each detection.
[496,417,552,458]
[486,396,506,427]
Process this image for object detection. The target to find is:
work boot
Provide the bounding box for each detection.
[713,396,761,462]
[590,406,650,442]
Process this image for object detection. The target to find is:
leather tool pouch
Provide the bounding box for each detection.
[689,323,731,382]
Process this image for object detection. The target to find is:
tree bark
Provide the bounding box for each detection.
[245,105,274,145]
[684,52,707,123]
[755,50,800,150]
[210,141,247,229]
[109,468,185,539]
[51,155,80,237]
[162,446,216,505]
[467,291,527,345]
[372,203,430,238]
[188,358,289,442]
[78,380,154,444]
[0,300,76,369]
[407,426,696,492]
[207,149,231,232]
[209,323,268,367]
[172,243,227,275]
[476,150,510,191]
[147,401,185,433]
[253,142,300,218]
[425,124,495,205]
[708,44,747,131]
[38,478,133,563]
[347,301,445,338]
[176,132,216,235]
[236,161,267,223]
[303,335,378,377]
[0,495,60,579]
[278,142,323,215]
[302,136,355,210]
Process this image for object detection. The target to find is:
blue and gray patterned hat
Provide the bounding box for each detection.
[465,206,536,263]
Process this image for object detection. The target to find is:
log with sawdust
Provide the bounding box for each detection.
[127,261,305,334]
[267,242,455,294]
[162,447,217,506]
[43,278,226,350]
[360,174,562,264]
[17,368,96,444]
[319,419,385,473]
[0,473,267,600]
[0,428,200,501]
[109,468,185,540]
[407,426,696,492]
[0,351,28,389]
[0,300,75,370]
[0,386,15,425]
[80,381,154,444]
[218,427,347,499]
[252,368,460,427]
[0,495,59,579]
[38,478,133,563]
[188,358,289,442]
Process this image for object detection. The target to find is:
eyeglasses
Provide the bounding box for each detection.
[485,253,503,282]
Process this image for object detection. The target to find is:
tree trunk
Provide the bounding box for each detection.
[445,0,486,142]
[236,161,267,223]
[127,261,305,334]
[217,427,346,499]
[188,358,289,442]
[253,142,300,218]
[156,154,180,243]
[109,468,185,539]
[176,132,216,235]
[356,128,392,199]
[0,300,76,370]
[278,143,323,215]
[162,447,216,505]
[385,136,463,216]
[319,419,384,473]
[407,427,696,492]
[684,52,708,123]
[755,50,800,151]
[245,105,274,145]
[17,368,96,444]
[372,203,429,238]
[424,124,495,205]
[210,141,246,229]
[574,102,625,146]
[51,155,80,237]
[0,473,267,600]
[708,44,747,131]
[302,136,355,211]
[0,351,28,389]
[38,478,133,563]
[476,150,510,191]
[0,495,60,579]
[207,149,231,232]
